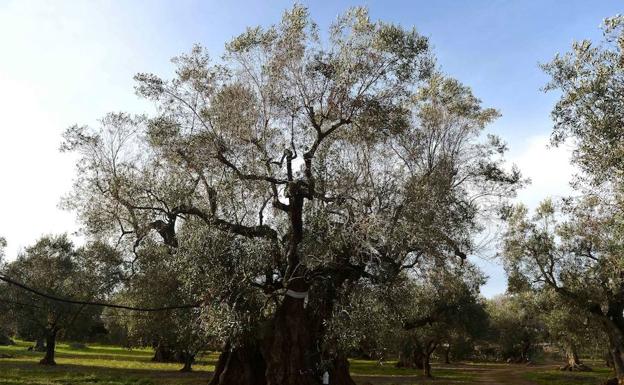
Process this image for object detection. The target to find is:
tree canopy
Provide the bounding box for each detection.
[60,6,523,385]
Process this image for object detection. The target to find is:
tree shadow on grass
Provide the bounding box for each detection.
[0,360,214,385]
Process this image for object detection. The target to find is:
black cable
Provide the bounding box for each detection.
[0,274,200,312]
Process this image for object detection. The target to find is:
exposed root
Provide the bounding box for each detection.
[559,362,592,372]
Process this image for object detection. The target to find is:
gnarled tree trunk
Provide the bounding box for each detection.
[210,185,358,385]
[152,342,175,362]
[328,355,356,385]
[209,343,266,385]
[397,340,437,377]
[599,306,624,384]
[444,344,451,364]
[559,343,591,371]
[39,329,57,365]
[33,337,46,352]
[179,351,195,372]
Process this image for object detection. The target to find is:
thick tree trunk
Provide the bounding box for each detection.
[0,333,14,346]
[263,287,318,385]
[520,339,531,362]
[152,343,175,362]
[423,354,432,378]
[397,340,436,377]
[423,342,436,378]
[39,330,57,365]
[560,344,591,371]
[209,343,266,385]
[397,350,424,369]
[179,352,194,372]
[33,337,46,352]
[329,356,356,385]
[609,344,624,381]
[600,308,624,384]
[211,184,358,385]
[261,186,332,385]
[607,351,615,368]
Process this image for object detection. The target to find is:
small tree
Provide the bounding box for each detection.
[396,264,488,377]
[486,293,544,363]
[503,15,624,383]
[4,235,121,365]
[103,240,211,372]
[537,289,603,371]
[0,237,15,345]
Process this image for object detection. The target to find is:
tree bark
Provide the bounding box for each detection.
[599,306,624,383]
[263,287,318,385]
[606,350,615,368]
[152,342,175,362]
[520,339,531,362]
[33,337,46,352]
[328,355,356,385]
[423,354,432,378]
[396,340,436,377]
[560,343,591,371]
[423,341,437,378]
[209,343,266,385]
[261,184,325,385]
[179,352,194,372]
[39,329,57,365]
[211,184,358,385]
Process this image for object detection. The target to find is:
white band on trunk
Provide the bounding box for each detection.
[285,289,308,299]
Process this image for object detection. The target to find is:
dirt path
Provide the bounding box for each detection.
[471,364,538,385]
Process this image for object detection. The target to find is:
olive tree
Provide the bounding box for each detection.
[537,289,604,371]
[503,14,624,383]
[103,240,212,372]
[396,263,488,377]
[3,235,121,365]
[0,237,14,345]
[486,293,544,363]
[502,198,624,377]
[62,6,521,385]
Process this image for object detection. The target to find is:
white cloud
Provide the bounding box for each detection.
[473,133,576,297]
[509,134,576,208]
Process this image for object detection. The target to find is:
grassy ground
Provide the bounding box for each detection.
[0,341,216,385]
[0,341,615,385]
[522,366,613,385]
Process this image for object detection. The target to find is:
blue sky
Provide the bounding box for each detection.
[1,0,621,296]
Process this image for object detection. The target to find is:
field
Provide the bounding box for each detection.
[0,341,614,385]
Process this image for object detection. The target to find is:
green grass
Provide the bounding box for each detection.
[349,359,477,382]
[0,341,217,385]
[523,367,613,385]
[1,340,616,385]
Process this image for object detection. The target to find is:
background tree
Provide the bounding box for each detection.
[486,293,544,363]
[325,260,488,378]
[0,236,15,346]
[395,263,488,377]
[62,6,521,385]
[502,14,624,383]
[103,239,211,372]
[3,235,121,365]
[502,198,624,378]
[537,289,603,371]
